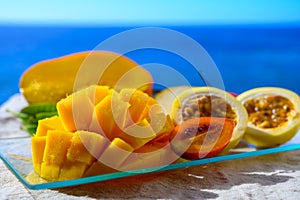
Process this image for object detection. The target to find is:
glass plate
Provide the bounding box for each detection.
[1,133,300,190]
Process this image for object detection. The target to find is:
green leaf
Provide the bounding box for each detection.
[20,103,57,115]
[7,103,58,136]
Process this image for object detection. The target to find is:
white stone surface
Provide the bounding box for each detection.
[1,94,300,199]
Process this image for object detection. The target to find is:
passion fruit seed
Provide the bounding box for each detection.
[171,117,235,160]
[243,95,296,129]
[183,125,210,138]
[182,95,237,124]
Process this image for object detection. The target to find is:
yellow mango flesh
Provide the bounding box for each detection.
[84,161,117,177]
[42,130,73,165]
[41,130,73,180]
[33,129,110,181]
[89,92,129,140]
[57,85,112,132]
[120,89,159,127]
[149,113,174,135]
[40,163,61,181]
[32,85,175,181]
[67,131,108,164]
[88,96,113,137]
[118,119,156,150]
[35,116,64,136]
[31,136,46,173]
[98,138,134,169]
[57,90,94,132]
[121,145,178,171]
[20,51,153,104]
[85,85,111,105]
[59,161,88,181]
[120,89,150,124]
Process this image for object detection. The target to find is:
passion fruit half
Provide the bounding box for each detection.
[237,87,300,148]
[156,86,248,154]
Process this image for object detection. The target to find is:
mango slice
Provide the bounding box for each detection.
[20,51,153,104]
[32,85,176,181]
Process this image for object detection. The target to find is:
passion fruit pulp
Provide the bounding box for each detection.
[237,87,300,148]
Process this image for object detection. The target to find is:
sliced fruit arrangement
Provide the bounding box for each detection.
[237,87,300,148]
[31,85,175,181]
[16,50,300,182]
[156,86,248,154]
[19,51,153,104]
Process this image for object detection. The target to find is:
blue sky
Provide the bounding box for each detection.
[1,0,300,26]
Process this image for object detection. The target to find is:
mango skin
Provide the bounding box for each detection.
[20,51,153,104]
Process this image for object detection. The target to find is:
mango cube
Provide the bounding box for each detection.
[35,116,64,136]
[98,138,134,169]
[31,136,46,173]
[42,130,73,165]
[40,163,60,181]
[118,119,156,150]
[59,160,88,180]
[67,131,108,164]
[89,92,129,139]
[57,91,93,131]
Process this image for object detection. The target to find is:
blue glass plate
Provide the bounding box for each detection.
[1,133,300,190]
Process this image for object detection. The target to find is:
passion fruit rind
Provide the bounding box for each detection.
[237,87,300,148]
[169,86,248,154]
[244,123,300,148]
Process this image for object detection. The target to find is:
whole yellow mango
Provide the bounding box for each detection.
[20,51,153,104]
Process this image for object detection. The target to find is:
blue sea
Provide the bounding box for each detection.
[1,25,300,104]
